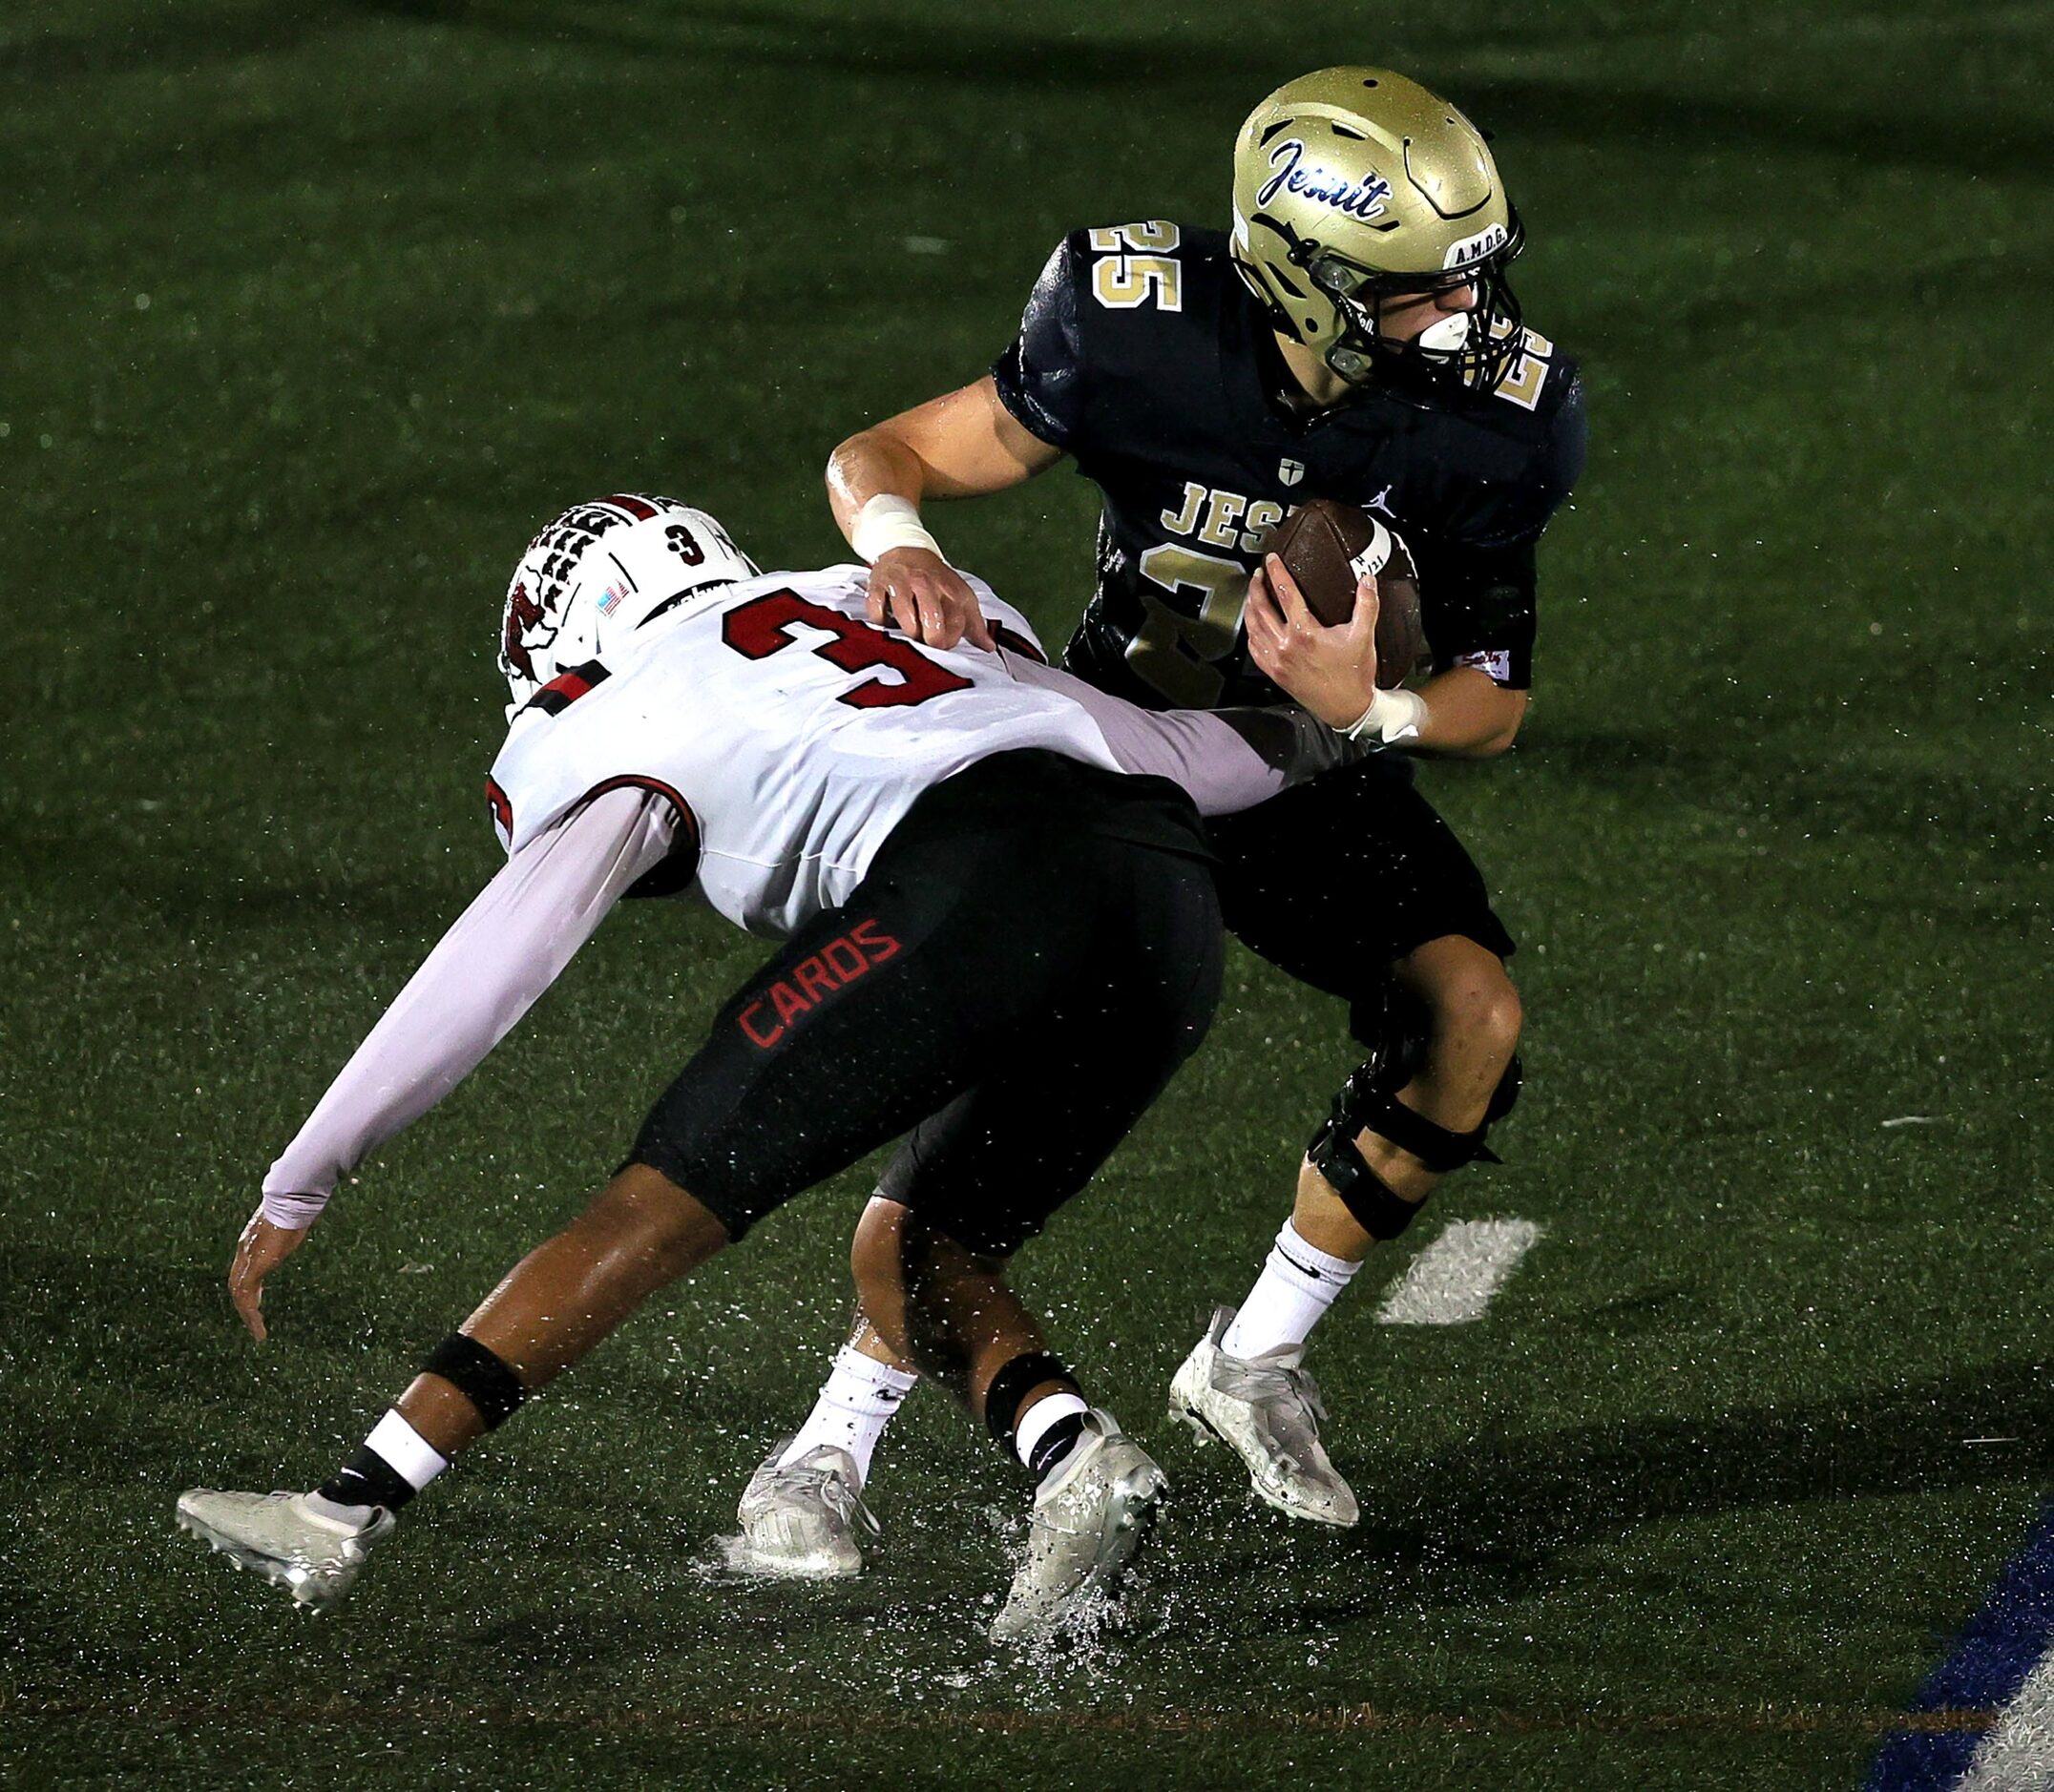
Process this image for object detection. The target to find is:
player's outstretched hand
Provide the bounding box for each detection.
[229,1207,309,1342]
[1245,554,1381,730]
[866,547,996,652]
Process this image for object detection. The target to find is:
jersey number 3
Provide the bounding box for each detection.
[722,590,974,708]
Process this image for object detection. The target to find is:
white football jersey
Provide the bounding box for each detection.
[487,565,1144,937]
[264,565,1336,1221]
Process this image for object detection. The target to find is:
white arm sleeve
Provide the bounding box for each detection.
[1000,654,1363,813]
[260,787,679,1228]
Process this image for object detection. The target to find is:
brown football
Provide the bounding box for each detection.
[1263,497,1428,688]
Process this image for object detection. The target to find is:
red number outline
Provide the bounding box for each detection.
[721,590,974,709]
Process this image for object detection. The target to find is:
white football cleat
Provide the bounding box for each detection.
[176,1488,395,1612]
[728,1439,879,1579]
[1168,1305,1360,1528]
[989,1410,1165,1645]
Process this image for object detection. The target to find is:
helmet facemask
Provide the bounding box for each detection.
[1302,211,1525,393]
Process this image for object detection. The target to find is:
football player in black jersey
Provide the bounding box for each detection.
[731,66,1586,1572]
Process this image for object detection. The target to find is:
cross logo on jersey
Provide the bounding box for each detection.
[1278,458,1306,487]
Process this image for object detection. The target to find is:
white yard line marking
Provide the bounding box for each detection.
[1956,1647,2054,1789]
[1375,1219,1541,1326]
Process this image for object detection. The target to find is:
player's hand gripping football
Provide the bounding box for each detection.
[228,1205,309,1341]
[1245,552,1380,730]
[866,547,996,653]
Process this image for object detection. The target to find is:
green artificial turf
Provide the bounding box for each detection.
[3,2,2050,1786]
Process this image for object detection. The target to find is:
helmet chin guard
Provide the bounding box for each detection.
[1229,66,1528,396]
[499,493,758,715]
[1308,211,1527,393]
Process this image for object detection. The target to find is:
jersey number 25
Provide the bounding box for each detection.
[1088,221,1183,312]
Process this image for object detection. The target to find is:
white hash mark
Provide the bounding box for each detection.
[1957,1644,2054,1789]
[1375,1219,1542,1326]
[1881,1115,1946,1128]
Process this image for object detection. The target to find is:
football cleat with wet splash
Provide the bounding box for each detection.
[176,1488,395,1612]
[1168,1305,1359,1527]
[989,1409,1165,1645]
[729,1439,880,1579]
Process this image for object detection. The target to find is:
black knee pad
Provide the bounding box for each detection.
[423,1332,527,1429]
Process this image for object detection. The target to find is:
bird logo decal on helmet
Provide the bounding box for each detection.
[497,493,759,717]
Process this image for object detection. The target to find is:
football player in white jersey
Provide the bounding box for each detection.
[175,493,1371,1638]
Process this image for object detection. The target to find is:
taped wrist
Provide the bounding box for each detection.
[422,1332,527,1429]
[982,1350,1076,1446]
[1340,686,1428,746]
[849,493,946,567]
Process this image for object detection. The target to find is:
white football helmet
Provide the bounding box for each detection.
[499,493,758,713]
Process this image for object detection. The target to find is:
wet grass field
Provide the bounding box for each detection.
[4,2,2050,1786]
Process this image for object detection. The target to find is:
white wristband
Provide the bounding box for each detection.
[849,493,946,567]
[1342,686,1428,746]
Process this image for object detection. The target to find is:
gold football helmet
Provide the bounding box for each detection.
[1230,66,1524,392]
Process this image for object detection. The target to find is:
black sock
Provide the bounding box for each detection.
[1028,1411,1089,1485]
[318,1446,416,1512]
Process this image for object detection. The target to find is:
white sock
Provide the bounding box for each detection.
[778,1345,917,1484]
[1220,1221,1362,1360]
[300,1492,382,1529]
[304,1409,448,1524]
[1014,1391,1090,1475]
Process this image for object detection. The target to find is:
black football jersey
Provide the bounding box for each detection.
[990,222,1586,710]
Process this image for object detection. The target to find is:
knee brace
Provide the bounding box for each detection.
[423,1332,528,1429]
[1348,975,1523,1130]
[1306,1052,1521,1240]
[1483,1051,1523,1127]
[1346,980,1433,1073]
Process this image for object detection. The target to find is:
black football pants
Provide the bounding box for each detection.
[627,751,1224,1254]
